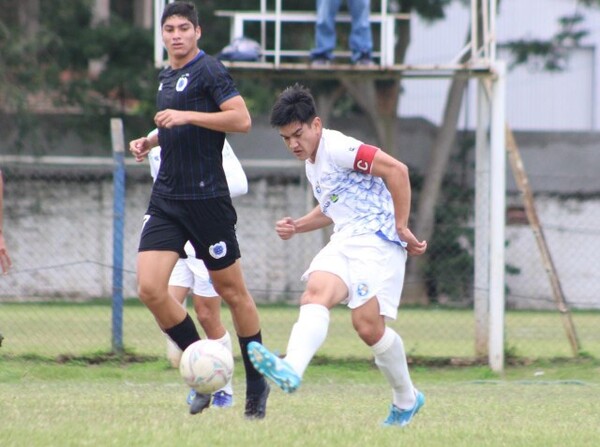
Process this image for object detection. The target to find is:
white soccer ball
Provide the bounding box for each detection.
[179,339,234,394]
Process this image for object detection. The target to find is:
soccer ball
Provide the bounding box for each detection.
[179,339,234,394]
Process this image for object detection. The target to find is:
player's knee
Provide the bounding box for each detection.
[195,310,213,327]
[138,283,163,305]
[352,320,384,346]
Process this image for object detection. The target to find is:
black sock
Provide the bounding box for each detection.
[238,331,266,395]
[165,313,200,351]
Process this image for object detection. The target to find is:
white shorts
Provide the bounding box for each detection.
[169,256,219,298]
[301,233,407,320]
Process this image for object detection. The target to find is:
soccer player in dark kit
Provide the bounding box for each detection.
[129,1,269,419]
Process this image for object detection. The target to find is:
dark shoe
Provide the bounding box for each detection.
[244,382,270,420]
[189,391,211,415]
[353,56,375,67]
[310,57,331,67]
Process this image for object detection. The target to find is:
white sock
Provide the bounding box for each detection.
[371,327,416,410]
[284,304,330,377]
[213,330,233,395]
[165,335,182,368]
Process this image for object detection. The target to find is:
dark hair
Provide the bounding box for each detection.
[161,1,199,28]
[270,83,317,127]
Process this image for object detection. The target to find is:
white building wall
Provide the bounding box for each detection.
[401,0,600,131]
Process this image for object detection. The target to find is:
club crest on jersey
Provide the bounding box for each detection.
[356,283,369,297]
[176,74,189,92]
[209,241,227,259]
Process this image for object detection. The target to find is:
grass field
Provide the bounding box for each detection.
[2,304,600,445]
[1,356,599,447]
[1,302,599,360]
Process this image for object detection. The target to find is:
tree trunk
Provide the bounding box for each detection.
[404,1,485,304]
[18,0,39,39]
[403,74,469,304]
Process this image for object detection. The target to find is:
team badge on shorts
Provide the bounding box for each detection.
[356,283,369,297]
[209,241,227,259]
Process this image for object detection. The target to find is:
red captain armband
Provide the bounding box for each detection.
[353,144,379,174]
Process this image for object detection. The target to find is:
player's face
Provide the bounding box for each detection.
[278,118,322,162]
[162,15,201,66]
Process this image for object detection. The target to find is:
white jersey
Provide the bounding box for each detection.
[147,132,248,258]
[306,128,405,247]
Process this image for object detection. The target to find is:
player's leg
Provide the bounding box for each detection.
[165,286,189,367]
[346,235,423,427]
[138,207,209,414]
[247,242,349,393]
[351,299,423,427]
[192,294,234,407]
[209,261,269,417]
[164,259,193,368]
[137,250,188,331]
[185,196,268,419]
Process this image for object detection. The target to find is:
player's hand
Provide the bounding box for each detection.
[129,137,151,162]
[398,227,427,257]
[154,109,188,129]
[275,217,296,240]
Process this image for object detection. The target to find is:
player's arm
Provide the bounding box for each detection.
[275,206,332,240]
[367,149,427,256]
[154,95,251,133]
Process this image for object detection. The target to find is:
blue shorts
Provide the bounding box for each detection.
[139,194,241,271]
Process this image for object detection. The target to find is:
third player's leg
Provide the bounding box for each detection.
[209,260,259,337]
[192,295,227,340]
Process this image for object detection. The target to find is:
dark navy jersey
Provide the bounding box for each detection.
[153,51,240,200]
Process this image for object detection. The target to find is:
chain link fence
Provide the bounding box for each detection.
[1,135,599,362]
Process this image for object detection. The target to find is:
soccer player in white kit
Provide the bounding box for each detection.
[147,130,248,408]
[248,84,428,427]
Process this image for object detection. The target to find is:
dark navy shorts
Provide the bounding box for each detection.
[138,194,241,271]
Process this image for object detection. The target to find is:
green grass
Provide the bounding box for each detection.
[1,302,599,360]
[1,357,599,446]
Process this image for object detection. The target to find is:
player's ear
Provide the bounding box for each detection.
[196,26,202,41]
[312,116,322,132]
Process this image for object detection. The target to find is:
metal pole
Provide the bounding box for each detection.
[110,118,126,354]
[474,79,491,357]
[488,61,506,372]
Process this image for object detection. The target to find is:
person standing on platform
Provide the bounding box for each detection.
[310,0,374,66]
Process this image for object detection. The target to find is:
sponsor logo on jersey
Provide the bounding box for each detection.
[348,146,357,152]
[176,74,189,92]
[209,241,227,259]
[158,82,163,91]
